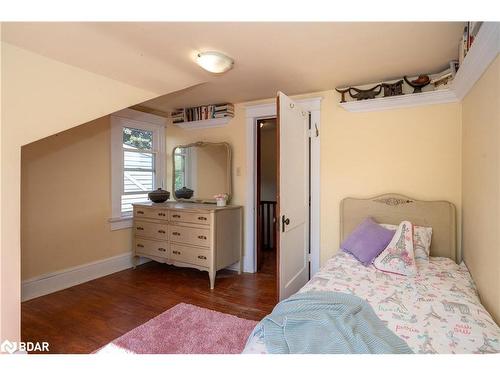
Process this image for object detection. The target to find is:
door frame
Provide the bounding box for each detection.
[244,96,322,274]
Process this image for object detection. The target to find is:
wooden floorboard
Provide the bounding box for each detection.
[22,258,277,354]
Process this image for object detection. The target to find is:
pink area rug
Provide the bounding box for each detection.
[96,303,258,354]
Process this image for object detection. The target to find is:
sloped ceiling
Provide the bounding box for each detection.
[3,22,463,111]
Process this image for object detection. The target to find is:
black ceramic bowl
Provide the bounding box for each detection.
[175,186,194,199]
[148,188,170,203]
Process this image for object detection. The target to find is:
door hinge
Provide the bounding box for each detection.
[307,253,311,262]
[307,123,319,138]
[307,124,319,138]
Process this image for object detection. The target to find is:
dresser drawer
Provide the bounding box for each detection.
[134,220,168,240]
[134,238,169,259]
[134,206,168,220]
[171,244,211,268]
[169,211,211,225]
[169,225,210,247]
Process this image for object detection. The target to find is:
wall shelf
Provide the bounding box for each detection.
[340,89,458,113]
[174,117,232,130]
[339,22,499,113]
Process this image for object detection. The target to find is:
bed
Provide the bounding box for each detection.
[243,194,500,354]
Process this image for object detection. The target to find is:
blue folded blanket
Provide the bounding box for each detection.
[258,291,413,354]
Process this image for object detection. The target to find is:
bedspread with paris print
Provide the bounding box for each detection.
[243,252,500,354]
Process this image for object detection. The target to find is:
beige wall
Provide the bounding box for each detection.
[1,42,159,342]
[20,89,460,282]
[16,88,463,295]
[315,92,462,264]
[462,56,500,324]
[233,92,462,265]
[20,112,245,281]
[21,116,133,280]
[165,93,462,268]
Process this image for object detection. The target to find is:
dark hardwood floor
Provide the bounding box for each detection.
[260,248,276,275]
[22,260,277,354]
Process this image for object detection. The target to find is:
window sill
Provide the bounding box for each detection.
[109,215,133,231]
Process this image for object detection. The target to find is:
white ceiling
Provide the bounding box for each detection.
[2,22,463,111]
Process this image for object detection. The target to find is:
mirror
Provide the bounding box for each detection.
[172,142,232,203]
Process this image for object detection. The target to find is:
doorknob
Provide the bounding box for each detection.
[281,215,290,232]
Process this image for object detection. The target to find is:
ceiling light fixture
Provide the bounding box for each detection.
[196,51,234,73]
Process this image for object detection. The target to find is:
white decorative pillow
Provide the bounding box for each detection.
[380,223,432,260]
[374,221,417,276]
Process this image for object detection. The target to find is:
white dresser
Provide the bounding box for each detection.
[132,202,243,289]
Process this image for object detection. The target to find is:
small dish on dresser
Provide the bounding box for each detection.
[148,188,170,203]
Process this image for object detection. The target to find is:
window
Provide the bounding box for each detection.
[174,147,188,190]
[111,112,165,228]
[173,147,195,191]
[174,148,185,190]
[122,127,154,213]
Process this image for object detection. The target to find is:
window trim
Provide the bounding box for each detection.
[110,110,166,230]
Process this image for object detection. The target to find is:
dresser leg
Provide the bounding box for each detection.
[209,271,216,289]
[132,255,139,269]
[238,261,243,275]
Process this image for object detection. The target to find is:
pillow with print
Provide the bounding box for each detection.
[373,221,417,276]
[380,223,432,261]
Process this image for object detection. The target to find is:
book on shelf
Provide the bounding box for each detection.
[171,103,234,124]
[458,22,482,70]
[214,113,233,118]
[469,22,482,38]
[449,60,459,78]
[214,104,234,110]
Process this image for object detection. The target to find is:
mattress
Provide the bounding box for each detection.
[243,252,500,354]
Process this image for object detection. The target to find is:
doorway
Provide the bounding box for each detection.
[256,117,278,276]
[243,96,321,297]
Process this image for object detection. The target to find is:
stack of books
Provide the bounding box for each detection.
[213,103,234,118]
[171,103,235,123]
[458,22,482,68]
[430,60,459,89]
[171,110,185,124]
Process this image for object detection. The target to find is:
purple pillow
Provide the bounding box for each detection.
[340,217,395,266]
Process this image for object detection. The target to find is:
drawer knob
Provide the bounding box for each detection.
[136,227,144,231]
[198,235,207,240]
[158,248,166,252]
[197,255,207,260]
[172,232,181,236]
[158,230,166,234]
[137,210,144,215]
[158,212,166,217]
[198,216,207,221]
[173,250,181,255]
[172,214,181,218]
[137,244,144,248]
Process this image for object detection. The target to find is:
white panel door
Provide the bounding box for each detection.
[277,91,310,300]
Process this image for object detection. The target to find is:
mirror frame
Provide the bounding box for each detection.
[172,141,232,203]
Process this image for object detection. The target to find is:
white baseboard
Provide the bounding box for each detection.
[22,252,150,302]
[225,261,242,272]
